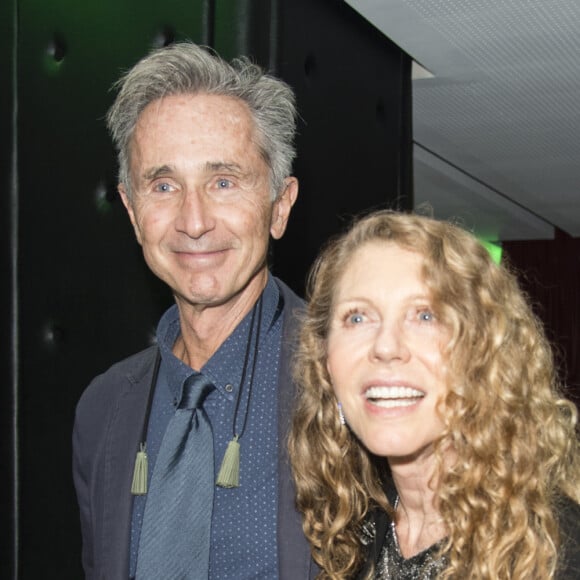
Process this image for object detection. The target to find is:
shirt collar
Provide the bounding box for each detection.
[156,275,282,403]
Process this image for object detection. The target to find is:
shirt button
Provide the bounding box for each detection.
[225,383,234,393]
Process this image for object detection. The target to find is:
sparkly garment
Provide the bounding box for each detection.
[374,520,447,579]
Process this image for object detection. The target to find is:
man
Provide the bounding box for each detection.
[73,42,315,579]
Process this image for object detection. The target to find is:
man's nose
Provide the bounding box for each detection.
[175,189,215,238]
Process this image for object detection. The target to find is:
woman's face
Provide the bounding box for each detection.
[326,241,449,464]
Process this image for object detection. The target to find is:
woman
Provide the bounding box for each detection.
[289,210,580,579]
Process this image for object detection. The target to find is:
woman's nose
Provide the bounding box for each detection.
[370,321,411,364]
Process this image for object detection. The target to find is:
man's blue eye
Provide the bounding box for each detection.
[217,179,231,188]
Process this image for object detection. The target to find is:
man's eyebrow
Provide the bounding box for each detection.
[141,162,247,182]
[142,165,174,181]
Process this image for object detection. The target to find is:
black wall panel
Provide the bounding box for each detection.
[213,0,278,66]
[1,1,17,578]
[5,1,411,577]
[273,0,412,291]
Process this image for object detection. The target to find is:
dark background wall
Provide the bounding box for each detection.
[2,0,412,577]
[504,232,580,401]
[1,0,17,577]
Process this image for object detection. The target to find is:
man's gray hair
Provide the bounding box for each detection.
[106,42,297,200]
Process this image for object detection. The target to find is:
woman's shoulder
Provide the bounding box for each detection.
[556,495,580,579]
[355,480,397,578]
[355,508,391,579]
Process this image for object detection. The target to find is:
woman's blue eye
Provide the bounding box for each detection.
[419,310,434,322]
[349,313,364,324]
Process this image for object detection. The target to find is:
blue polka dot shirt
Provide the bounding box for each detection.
[129,276,282,579]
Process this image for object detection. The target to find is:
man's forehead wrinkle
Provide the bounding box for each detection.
[204,161,245,174]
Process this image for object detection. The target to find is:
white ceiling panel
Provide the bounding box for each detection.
[346,0,580,239]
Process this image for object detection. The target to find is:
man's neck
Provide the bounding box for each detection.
[173,271,268,370]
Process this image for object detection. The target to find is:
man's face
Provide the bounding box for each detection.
[120,93,297,311]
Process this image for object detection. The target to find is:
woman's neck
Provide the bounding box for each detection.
[388,453,447,558]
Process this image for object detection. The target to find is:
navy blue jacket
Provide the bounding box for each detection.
[73,279,316,579]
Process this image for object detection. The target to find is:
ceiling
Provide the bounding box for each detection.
[345,0,580,241]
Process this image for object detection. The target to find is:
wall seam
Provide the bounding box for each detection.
[11,0,19,576]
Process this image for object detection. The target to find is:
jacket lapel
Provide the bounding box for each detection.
[100,346,158,579]
[275,280,318,579]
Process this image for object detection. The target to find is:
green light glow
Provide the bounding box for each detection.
[479,239,503,264]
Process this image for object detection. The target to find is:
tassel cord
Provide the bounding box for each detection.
[130,349,161,496]
[230,295,263,441]
[216,295,263,488]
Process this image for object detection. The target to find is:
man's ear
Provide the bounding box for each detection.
[270,177,298,240]
[118,184,142,245]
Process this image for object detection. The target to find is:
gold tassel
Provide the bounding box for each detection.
[216,435,240,488]
[131,443,148,495]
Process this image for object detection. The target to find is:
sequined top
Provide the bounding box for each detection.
[363,495,580,579]
[374,520,446,579]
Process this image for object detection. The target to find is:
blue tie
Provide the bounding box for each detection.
[136,373,215,579]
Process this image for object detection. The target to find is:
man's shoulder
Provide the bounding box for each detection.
[273,276,305,311]
[76,345,158,414]
[89,344,158,387]
[274,276,304,305]
[273,277,305,346]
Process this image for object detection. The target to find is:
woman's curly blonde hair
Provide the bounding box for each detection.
[288,210,579,579]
